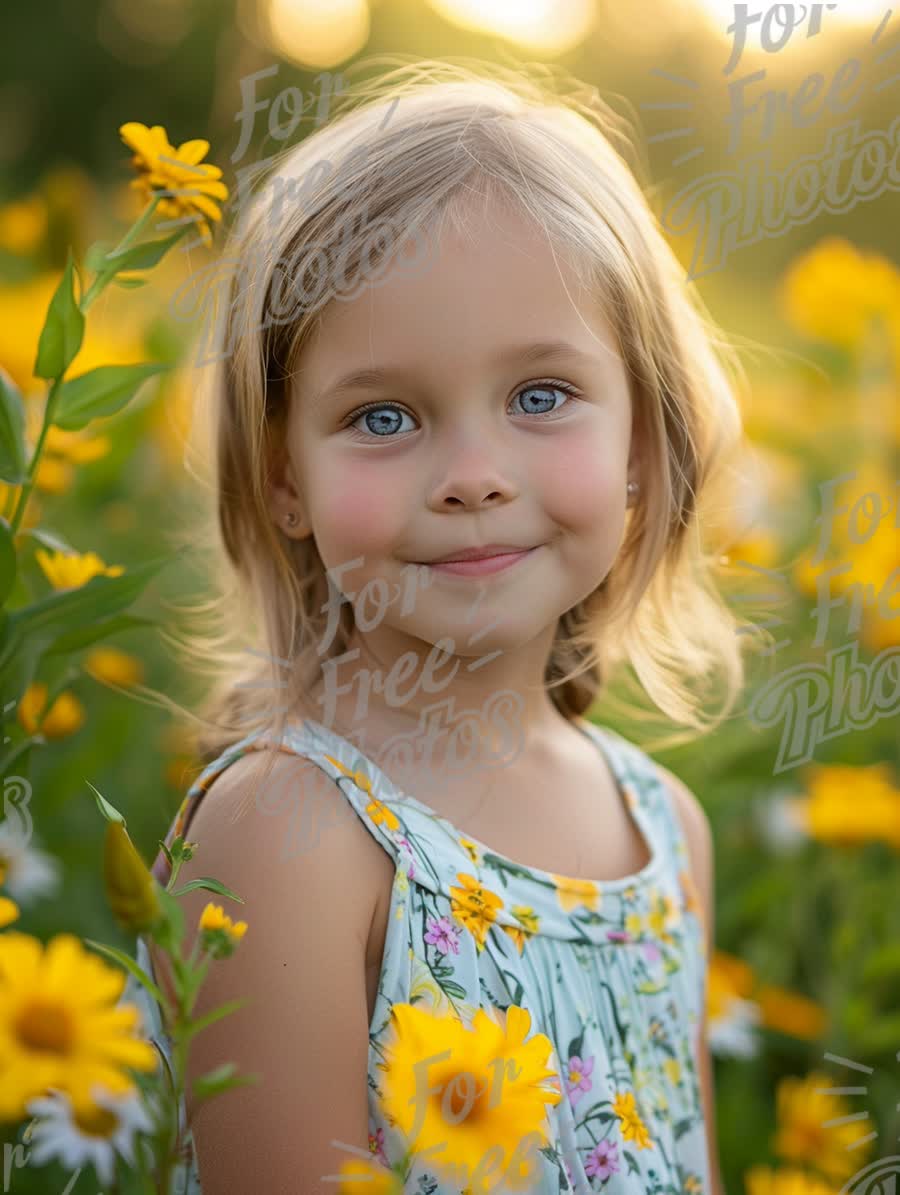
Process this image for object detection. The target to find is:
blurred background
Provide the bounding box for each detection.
[2,1,899,1192]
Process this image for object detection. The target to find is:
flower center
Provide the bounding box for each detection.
[73,1102,120,1139]
[15,999,74,1054]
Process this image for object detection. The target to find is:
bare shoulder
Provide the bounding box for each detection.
[146,743,386,1192]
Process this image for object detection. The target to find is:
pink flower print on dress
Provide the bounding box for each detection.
[565,1053,595,1105]
[585,1138,621,1180]
[606,929,631,943]
[643,942,662,963]
[423,914,460,955]
[395,835,417,880]
[367,1124,389,1167]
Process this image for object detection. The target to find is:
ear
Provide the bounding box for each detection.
[626,398,646,503]
[266,440,312,539]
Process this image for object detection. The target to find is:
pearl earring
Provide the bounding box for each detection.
[285,512,298,527]
[627,481,639,497]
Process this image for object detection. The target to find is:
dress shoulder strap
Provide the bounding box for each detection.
[151,718,419,889]
[596,725,708,939]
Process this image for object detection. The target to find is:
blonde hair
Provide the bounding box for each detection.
[160,57,767,782]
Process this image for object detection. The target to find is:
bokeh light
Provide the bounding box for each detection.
[425,0,596,55]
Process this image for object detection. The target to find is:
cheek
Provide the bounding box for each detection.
[536,435,625,530]
[311,463,403,557]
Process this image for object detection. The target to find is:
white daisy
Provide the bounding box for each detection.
[0,823,62,905]
[708,996,761,1059]
[24,1083,155,1188]
[753,789,808,854]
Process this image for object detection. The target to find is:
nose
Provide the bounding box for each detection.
[426,426,519,510]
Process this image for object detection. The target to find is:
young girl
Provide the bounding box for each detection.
[139,60,753,1194]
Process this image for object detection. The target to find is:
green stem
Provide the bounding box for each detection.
[8,374,63,538]
[81,196,162,313]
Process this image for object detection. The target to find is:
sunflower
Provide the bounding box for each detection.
[0,932,158,1121]
[119,122,228,249]
[379,1001,561,1191]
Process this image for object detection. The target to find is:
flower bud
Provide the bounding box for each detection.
[103,821,160,932]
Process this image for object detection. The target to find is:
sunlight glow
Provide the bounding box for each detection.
[425,0,596,55]
[263,0,370,69]
[690,0,893,35]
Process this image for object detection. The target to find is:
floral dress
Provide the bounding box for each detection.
[131,715,711,1194]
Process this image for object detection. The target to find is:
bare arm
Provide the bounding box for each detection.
[660,765,727,1195]
[150,749,377,1195]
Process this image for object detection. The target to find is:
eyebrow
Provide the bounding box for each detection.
[311,339,603,405]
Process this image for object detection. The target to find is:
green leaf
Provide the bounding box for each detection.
[0,517,15,606]
[4,549,183,659]
[184,998,248,1041]
[34,249,85,379]
[107,230,184,271]
[158,839,174,866]
[83,938,170,1011]
[54,362,172,431]
[0,367,27,484]
[112,276,149,289]
[86,779,126,825]
[192,1062,260,1103]
[45,613,156,656]
[85,241,115,273]
[170,877,245,903]
[13,526,76,555]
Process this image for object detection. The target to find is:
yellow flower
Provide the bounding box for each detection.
[35,548,124,590]
[449,874,505,952]
[795,763,900,850]
[103,822,160,933]
[17,684,85,739]
[502,906,539,953]
[0,480,41,535]
[33,454,74,496]
[612,1089,653,1150]
[43,423,111,466]
[663,1058,681,1085]
[0,932,157,1121]
[551,874,601,913]
[458,836,482,866]
[199,902,248,959]
[119,122,229,250]
[779,237,900,352]
[773,1070,873,1181]
[0,193,48,255]
[0,897,20,928]
[336,1157,403,1194]
[379,1002,560,1192]
[84,647,145,689]
[744,1166,840,1195]
[755,985,829,1041]
[367,798,400,833]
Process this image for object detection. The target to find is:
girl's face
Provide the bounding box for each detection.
[274,197,639,689]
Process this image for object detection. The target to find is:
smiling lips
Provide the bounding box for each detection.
[422,545,539,577]
[427,543,535,563]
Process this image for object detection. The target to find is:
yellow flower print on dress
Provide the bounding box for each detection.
[324,754,400,832]
[612,1090,654,1150]
[458,836,481,866]
[551,876,601,914]
[678,869,703,921]
[449,874,504,952]
[646,889,680,943]
[501,908,539,954]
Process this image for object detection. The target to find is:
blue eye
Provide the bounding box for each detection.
[344,380,578,440]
